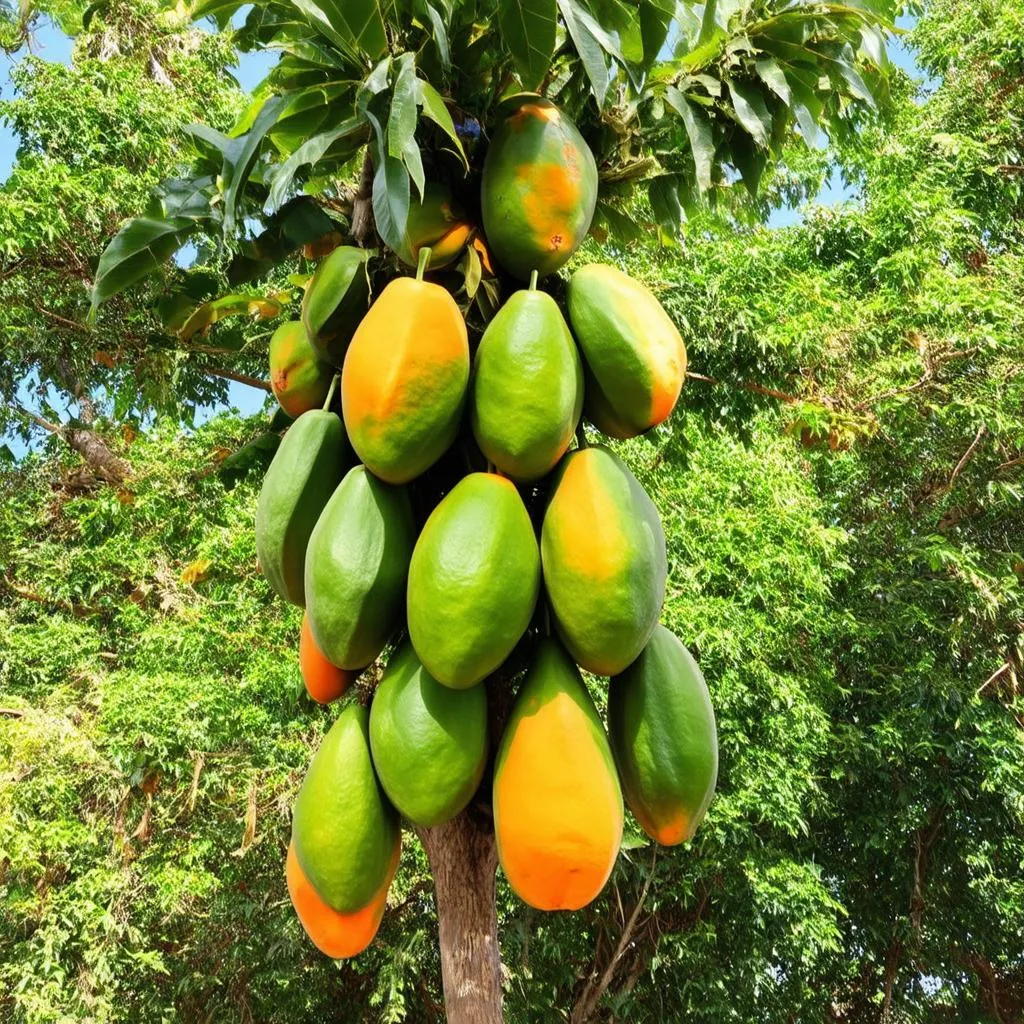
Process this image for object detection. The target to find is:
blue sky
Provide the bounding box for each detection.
[0,10,928,445]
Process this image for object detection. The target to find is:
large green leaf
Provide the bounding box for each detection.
[497,0,557,91]
[292,0,389,59]
[265,116,365,212]
[557,0,611,106]
[728,78,772,149]
[388,52,418,160]
[417,80,468,169]
[665,85,714,192]
[221,94,288,236]
[372,154,411,253]
[90,217,195,313]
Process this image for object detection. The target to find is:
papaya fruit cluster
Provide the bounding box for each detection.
[255,95,718,959]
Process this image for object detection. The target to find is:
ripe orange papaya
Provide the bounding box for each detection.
[397,183,474,270]
[269,320,335,418]
[304,465,417,670]
[608,625,718,845]
[407,473,540,688]
[342,257,470,484]
[470,272,583,481]
[567,264,687,438]
[540,446,667,675]
[299,611,354,704]
[493,638,622,911]
[481,96,598,279]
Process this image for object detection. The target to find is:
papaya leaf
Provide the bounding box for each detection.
[665,85,714,193]
[403,136,426,199]
[754,57,792,105]
[557,0,610,106]
[191,0,247,27]
[423,1,451,71]
[178,294,283,341]
[265,116,365,213]
[497,0,557,91]
[221,94,287,237]
[90,216,196,314]
[638,0,676,67]
[417,80,468,170]
[727,78,772,149]
[289,0,388,59]
[218,432,281,490]
[388,53,418,160]
[373,154,411,254]
[648,175,684,240]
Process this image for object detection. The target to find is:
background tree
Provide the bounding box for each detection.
[2,0,1021,1022]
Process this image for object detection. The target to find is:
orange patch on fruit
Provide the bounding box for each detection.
[652,808,689,847]
[299,612,353,704]
[549,453,625,582]
[517,162,581,256]
[286,840,398,958]
[495,690,622,911]
[509,102,561,131]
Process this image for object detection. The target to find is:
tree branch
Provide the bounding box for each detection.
[350,148,376,248]
[205,367,272,392]
[685,370,803,404]
[947,425,988,488]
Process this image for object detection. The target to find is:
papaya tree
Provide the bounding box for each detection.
[88,2,896,1021]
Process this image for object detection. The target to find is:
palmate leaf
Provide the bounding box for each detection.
[497,0,557,91]
[90,217,197,314]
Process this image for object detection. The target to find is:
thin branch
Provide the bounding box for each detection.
[685,370,802,404]
[0,708,26,718]
[10,401,64,437]
[977,661,1011,696]
[995,455,1024,472]
[34,305,91,334]
[205,367,272,392]
[947,425,988,488]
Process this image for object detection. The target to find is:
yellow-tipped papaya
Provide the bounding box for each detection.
[369,642,488,826]
[301,246,371,365]
[255,404,348,607]
[470,272,583,481]
[608,625,718,845]
[342,258,470,484]
[407,473,540,689]
[304,465,416,670]
[299,611,355,704]
[397,182,474,270]
[540,446,667,676]
[291,705,401,916]
[494,639,622,911]
[269,320,335,418]
[481,96,598,279]
[567,264,687,438]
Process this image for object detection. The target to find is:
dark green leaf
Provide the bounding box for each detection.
[265,117,365,213]
[218,432,281,490]
[372,155,411,253]
[648,175,684,239]
[497,0,557,90]
[221,94,288,236]
[728,78,772,149]
[388,53,418,160]
[291,0,389,58]
[666,86,714,192]
[423,2,451,70]
[417,80,469,169]
[557,0,611,106]
[755,57,792,105]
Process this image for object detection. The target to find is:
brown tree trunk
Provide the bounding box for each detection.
[418,810,504,1024]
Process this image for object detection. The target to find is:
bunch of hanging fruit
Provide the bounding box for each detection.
[255,95,718,959]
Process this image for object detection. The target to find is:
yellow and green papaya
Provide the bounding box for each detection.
[567,264,687,438]
[255,406,348,607]
[301,246,372,365]
[292,705,401,915]
[396,182,474,271]
[540,446,667,676]
[493,638,622,911]
[342,263,470,484]
[608,624,718,846]
[269,320,335,418]
[480,96,598,279]
[408,473,540,689]
[304,465,416,670]
[369,642,488,826]
[470,273,583,481]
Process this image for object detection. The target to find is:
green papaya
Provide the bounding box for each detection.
[493,638,622,911]
[481,96,598,279]
[301,246,372,365]
[255,407,348,607]
[541,446,667,675]
[567,264,688,438]
[269,320,335,418]
[470,274,583,481]
[608,625,718,845]
[407,473,540,689]
[396,182,474,270]
[292,704,400,913]
[304,465,417,670]
[369,642,488,826]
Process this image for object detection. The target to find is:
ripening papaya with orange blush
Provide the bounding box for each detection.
[269,321,335,418]
[286,838,399,959]
[342,257,469,483]
[493,639,623,911]
[299,612,354,704]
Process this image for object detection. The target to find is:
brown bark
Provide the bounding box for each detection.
[418,810,503,1024]
[351,150,377,248]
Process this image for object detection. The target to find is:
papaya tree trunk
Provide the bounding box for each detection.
[418,810,503,1024]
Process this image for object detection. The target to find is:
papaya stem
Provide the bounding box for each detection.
[575,420,588,450]
[323,373,340,411]
[416,246,432,281]
[528,270,539,291]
